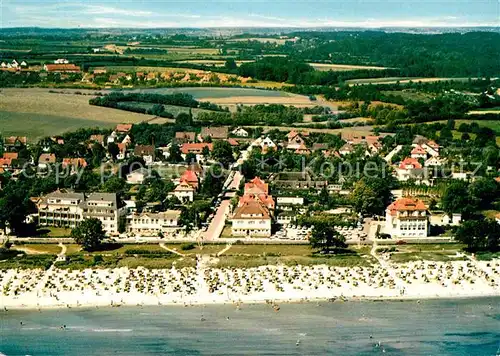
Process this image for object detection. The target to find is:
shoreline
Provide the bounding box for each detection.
[3,293,500,312]
[2,259,499,311]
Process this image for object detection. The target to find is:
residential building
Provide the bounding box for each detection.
[126,168,151,184]
[339,143,354,156]
[385,197,429,238]
[43,64,81,73]
[251,136,277,153]
[425,156,446,167]
[231,200,272,237]
[271,172,328,190]
[134,145,155,165]
[89,134,105,146]
[287,130,307,150]
[295,143,311,155]
[171,181,195,202]
[201,126,228,140]
[3,136,27,150]
[38,190,85,229]
[116,124,133,133]
[126,210,182,235]
[231,127,249,137]
[175,131,196,144]
[180,143,213,155]
[38,153,56,169]
[62,158,87,173]
[82,192,125,234]
[410,145,428,159]
[179,169,200,189]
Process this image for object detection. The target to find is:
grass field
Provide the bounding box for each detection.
[309,63,388,71]
[386,243,467,263]
[0,88,152,140]
[345,77,474,85]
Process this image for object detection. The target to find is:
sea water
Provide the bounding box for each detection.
[1,297,499,355]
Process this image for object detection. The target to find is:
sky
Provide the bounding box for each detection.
[0,0,498,28]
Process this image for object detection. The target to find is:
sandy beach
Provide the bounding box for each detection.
[1,258,499,310]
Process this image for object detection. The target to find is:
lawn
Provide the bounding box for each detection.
[214,244,377,268]
[387,243,467,263]
[12,243,62,254]
[0,88,152,140]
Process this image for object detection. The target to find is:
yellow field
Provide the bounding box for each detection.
[0,88,152,140]
[309,63,388,71]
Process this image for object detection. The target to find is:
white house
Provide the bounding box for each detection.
[126,168,151,184]
[231,200,272,237]
[496,213,500,225]
[107,131,118,144]
[425,156,446,167]
[431,213,461,226]
[385,197,429,238]
[277,196,304,211]
[231,127,249,137]
[171,181,195,202]
[410,145,428,159]
[126,210,182,235]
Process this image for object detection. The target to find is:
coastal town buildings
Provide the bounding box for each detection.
[385,197,429,238]
[126,210,182,235]
[37,190,125,234]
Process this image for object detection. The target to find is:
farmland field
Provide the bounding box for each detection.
[126,87,293,99]
[309,63,388,71]
[346,77,476,85]
[0,88,152,140]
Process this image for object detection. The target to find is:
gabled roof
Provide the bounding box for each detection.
[39,153,56,163]
[3,152,18,160]
[175,131,196,141]
[180,169,199,183]
[134,145,155,156]
[175,181,195,191]
[232,200,271,220]
[239,193,275,210]
[62,158,87,168]
[4,136,27,145]
[181,143,213,154]
[387,197,427,215]
[44,63,80,72]
[411,145,427,155]
[244,177,268,195]
[116,124,133,132]
[226,138,239,146]
[201,126,228,139]
[399,157,423,169]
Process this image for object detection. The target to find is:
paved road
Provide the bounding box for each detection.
[203,200,230,241]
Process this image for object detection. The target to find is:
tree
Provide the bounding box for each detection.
[468,177,498,209]
[309,221,347,252]
[107,142,119,160]
[71,218,105,251]
[441,181,469,216]
[351,177,392,216]
[102,176,126,193]
[167,144,182,163]
[185,152,197,164]
[175,112,193,127]
[455,219,500,252]
[224,58,237,70]
[212,140,234,167]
